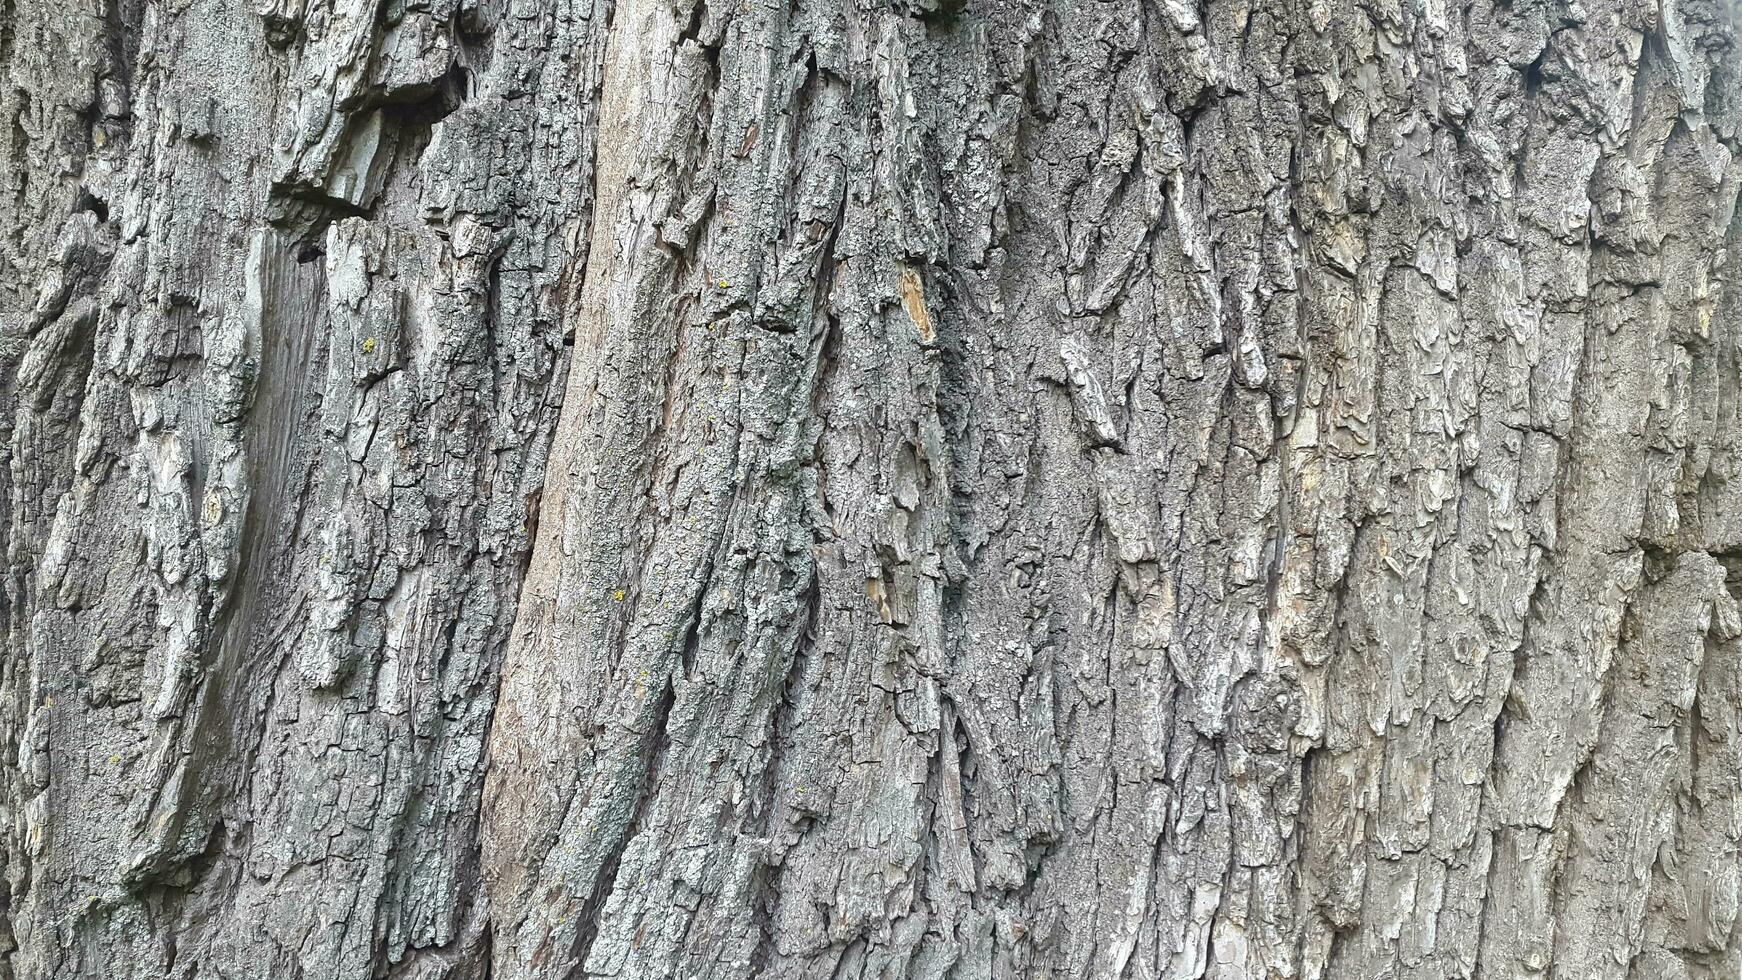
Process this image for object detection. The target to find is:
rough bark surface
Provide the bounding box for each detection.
[2,0,1741,977]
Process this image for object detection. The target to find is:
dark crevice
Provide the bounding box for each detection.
[1522,44,1548,97]
[377,57,472,128]
[480,237,508,414]
[261,11,305,49]
[267,188,371,255]
[920,0,969,30]
[678,0,707,48]
[99,0,143,132]
[951,707,980,874]
[1713,550,1742,602]
[675,558,713,679]
[455,0,496,43]
[73,187,109,223]
[1178,92,1215,146]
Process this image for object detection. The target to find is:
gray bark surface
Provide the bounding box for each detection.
[1,0,1740,977]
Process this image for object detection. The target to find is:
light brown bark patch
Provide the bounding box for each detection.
[898,267,934,344]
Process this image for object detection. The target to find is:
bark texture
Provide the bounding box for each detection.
[2,0,1741,977]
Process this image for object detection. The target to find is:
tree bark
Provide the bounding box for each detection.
[2,0,1741,977]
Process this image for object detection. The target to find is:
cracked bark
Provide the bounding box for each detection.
[2,0,1741,978]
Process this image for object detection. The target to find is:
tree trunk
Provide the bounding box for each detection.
[3,0,1740,977]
